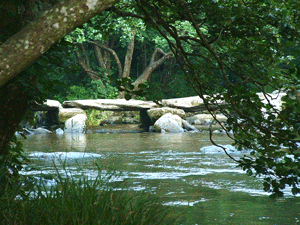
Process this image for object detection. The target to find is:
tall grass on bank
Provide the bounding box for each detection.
[0,168,179,225]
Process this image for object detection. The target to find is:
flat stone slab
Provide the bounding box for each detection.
[63,99,158,111]
[59,91,286,113]
[31,99,63,111]
[161,96,222,112]
[63,97,214,112]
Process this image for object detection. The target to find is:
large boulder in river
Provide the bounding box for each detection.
[59,108,87,123]
[154,113,184,133]
[147,107,186,124]
[64,114,87,133]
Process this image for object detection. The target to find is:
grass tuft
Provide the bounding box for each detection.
[0,167,179,225]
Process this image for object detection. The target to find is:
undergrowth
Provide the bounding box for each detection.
[0,166,180,225]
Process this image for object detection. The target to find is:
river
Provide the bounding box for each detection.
[20,125,300,224]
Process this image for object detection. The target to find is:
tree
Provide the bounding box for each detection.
[0,0,119,154]
[0,0,119,87]
[113,0,300,197]
[66,13,173,98]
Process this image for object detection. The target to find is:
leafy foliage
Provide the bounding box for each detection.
[86,109,110,126]
[0,135,32,199]
[115,0,300,197]
[66,80,118,100]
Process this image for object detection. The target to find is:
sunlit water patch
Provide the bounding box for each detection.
[29,151,103,161]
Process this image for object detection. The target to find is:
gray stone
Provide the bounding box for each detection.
[59,108,86,123]
[31,127,52,134]
[160,96,222,112]
[55,128,64,135]
[43,99,63,109]
[154,113,184,133]
[147,107,186,124]
[23,128,35,135]
[182,119,199,132]
[187,114,227,125]
[64,114,87,133]
[32,99,63,111]
[63,99,157,111]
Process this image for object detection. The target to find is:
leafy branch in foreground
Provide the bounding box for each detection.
[115,0,300,197]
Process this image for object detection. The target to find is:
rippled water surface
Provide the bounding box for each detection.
[21,128,300,224]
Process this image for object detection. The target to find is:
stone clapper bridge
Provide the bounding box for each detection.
[32,92,285,131]
[32,96,215,130]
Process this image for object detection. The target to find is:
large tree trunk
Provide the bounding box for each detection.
[119,32,136,98]
[122,31,136,79]
[0,0,119,152]
[0,79,33,154]
[0,0,119,87]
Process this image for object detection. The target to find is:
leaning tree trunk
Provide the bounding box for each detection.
[0,80,33,154]
[0,0,119,87]
[0,0,119,152]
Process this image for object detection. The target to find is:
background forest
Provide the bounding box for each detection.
[28,12,197,102]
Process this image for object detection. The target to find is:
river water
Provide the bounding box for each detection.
[21,125,300,224]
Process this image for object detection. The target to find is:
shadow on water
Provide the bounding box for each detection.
[20,127,300,224]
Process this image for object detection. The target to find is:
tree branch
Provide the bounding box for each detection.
[0,0,119,87]
[122,30,136,78]
[88,40,123,78]
[133,49,172,88]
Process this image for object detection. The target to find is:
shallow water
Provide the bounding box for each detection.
[20,128,300,224]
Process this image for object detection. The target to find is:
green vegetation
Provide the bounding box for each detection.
[86,109,110,126]
[0,166,179,225]
[0,135,30,199]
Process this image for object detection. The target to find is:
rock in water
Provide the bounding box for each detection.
[154,113,184,133]
[55,128,64,135]
[64,114,87,133]
[59,108,86,123]
[182,119,199,132]
[31,127,52,134]
[147,107,186,124]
